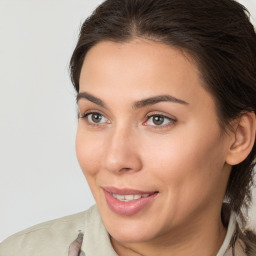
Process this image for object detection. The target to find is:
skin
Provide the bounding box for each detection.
[76,39,241,256]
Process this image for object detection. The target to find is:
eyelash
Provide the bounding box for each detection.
[79,111,177,129]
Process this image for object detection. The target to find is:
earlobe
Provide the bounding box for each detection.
[225,112,256,165]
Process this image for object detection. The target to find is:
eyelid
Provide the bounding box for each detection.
[146,111,177,121]
[79,109,105,119]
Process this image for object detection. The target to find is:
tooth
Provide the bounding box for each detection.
[116,194,125,200]
[124,195,134,201]
[112,193,151,202]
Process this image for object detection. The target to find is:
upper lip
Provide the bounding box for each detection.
[102,186,158,195]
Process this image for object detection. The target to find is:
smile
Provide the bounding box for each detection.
[103,187,159,216]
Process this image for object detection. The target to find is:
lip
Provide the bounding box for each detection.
[102,186,159,216]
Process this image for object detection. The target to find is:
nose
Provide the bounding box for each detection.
[102,125,143,174]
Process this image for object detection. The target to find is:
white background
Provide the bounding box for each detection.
[0,0,256,242]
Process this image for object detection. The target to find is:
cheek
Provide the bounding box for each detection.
[141,127,227,224]
[76,127,103,177]
[142,122,226,194]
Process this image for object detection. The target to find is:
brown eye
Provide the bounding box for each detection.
[81,112,108,125]
[91,113,103,123]
[145,114,175,128]
[152,115,165,125]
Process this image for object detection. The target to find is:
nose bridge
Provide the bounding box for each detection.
[102,123,142,174]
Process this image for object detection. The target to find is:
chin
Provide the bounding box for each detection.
[101,213,161,244]
[110,229,156,244]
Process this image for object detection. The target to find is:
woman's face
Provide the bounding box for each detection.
[76,39,231,243]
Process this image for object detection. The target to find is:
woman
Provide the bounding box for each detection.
[1,0,256,255]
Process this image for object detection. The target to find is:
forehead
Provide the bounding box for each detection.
[81,39,199,83]
[79,39,215,112]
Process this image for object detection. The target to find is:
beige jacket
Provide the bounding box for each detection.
[0,205,246,256]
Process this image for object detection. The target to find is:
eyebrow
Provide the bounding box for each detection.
[133,95,189,109]
[77,92,106,108]
[76,92,189,109]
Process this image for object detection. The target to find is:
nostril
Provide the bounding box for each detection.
[122,168,132,171]
[117,167,135,173]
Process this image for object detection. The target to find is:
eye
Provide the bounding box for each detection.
[80,112,109,125]
[88,113,105,124]
[145,114,176,127]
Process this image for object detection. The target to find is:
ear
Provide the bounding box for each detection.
[225,112,256,165]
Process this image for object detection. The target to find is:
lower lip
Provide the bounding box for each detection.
[104,191,158,216]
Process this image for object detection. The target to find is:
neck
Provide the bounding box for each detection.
[111,213,227,256]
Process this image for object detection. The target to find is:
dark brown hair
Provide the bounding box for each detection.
[70,0,256,253]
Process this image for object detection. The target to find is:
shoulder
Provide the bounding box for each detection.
[0,209,90,256]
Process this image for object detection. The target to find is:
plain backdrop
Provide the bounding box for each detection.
[0,0,256,242]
